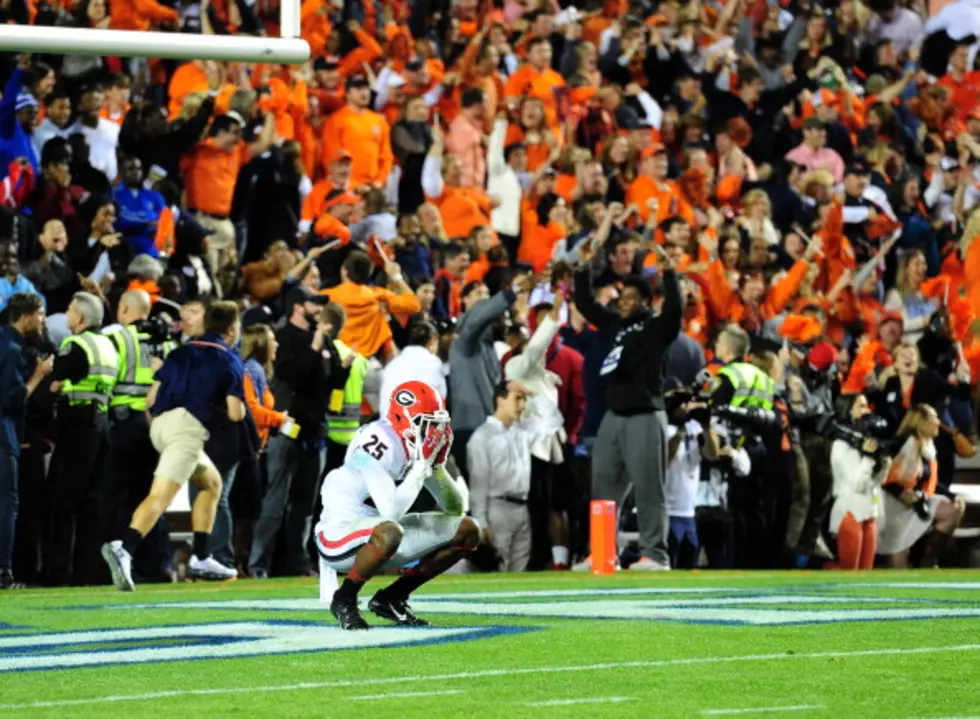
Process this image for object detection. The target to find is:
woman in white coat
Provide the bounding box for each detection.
[828,394,888,570]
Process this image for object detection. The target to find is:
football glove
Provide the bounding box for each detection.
[433,425,454,468]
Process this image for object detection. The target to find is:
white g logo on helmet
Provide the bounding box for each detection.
[394,389,417,407]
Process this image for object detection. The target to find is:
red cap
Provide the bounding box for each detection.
[639,143,667,161]
[880,310,904,327]
[807,341,838,372]
[323,191,361,211]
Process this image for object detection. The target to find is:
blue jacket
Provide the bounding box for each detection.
[112,183,167,258]
[0,69,40,178]
[0,326,29,457]
[561,325,609,442]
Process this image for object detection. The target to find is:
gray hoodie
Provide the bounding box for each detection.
[448,290,516,432]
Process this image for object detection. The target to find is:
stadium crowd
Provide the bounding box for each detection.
[1,0,980,589]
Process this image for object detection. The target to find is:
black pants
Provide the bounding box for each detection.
[106,410,172,580]
[13,442,47,582]
[231,452,265,522]
[528,457,554,570]
[728,441,770,569]
[569,444,593,561]
[797,433,833,556]
[451,428,474,483]
[695,506,734,569]
[44,413,111,586]
[762,448,795,568]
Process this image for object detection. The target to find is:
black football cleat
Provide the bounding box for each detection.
[330,595,370,630]
[368,591,430,626]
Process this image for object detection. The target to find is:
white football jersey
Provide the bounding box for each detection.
[320,419,412,524]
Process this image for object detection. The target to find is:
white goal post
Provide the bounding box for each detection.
[0,0,308,64]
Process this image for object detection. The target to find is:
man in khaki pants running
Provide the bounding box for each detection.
[101,301,245,589]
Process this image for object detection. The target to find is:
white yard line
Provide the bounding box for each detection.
[526,697,631,707]
[703,705,826,715]
[349,690,464,701]
[1,644,979,711]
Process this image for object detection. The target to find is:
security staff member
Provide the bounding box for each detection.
[45,291,118,586]
[104,290,174,582]
[709,325,776,411]
[708,324,775,568]
[321,302,367,474]
[101,301,244,591]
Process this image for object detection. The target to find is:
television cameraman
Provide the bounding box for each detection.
[103,289,179,582]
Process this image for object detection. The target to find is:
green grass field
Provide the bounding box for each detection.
[3,570,980,718]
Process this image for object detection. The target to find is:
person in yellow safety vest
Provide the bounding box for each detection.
[706,323,782,570]
[707,325,775,411]
[103,289,176,582]
[45,291,118,586]
[319,302,370,475]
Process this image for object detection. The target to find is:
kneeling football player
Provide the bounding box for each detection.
[315,380,481,629]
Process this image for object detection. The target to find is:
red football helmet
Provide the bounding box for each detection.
[387,380,450,461]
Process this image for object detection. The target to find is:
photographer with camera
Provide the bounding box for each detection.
[689,387,752,571]
[663,381,736,569]
[877,404,964,569]
[103,289,177,582]
[707,325,781,568]
[784,341,839,567]
[827,393,891,570]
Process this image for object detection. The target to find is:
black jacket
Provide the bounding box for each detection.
[573,266,682,415]
[118,98,215,190]
[271,322,349,439]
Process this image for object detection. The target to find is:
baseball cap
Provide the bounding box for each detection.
[750,333,784,356]
[15,93,38,112]
[323,190,362,211]
[346,75,370,90]
[331,148,353,163]
[639,143,667,161]
[314,55,341,71]
[880,310,904,327]
[433,317,457,336]
[940,157,961,172]
[806,341,838,372]
[285,286,330,314]
[845,158,871,176]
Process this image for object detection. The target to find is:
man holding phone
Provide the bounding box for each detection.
[249,286,346,578]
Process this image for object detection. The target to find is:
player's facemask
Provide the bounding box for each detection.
[403,411,450,462]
